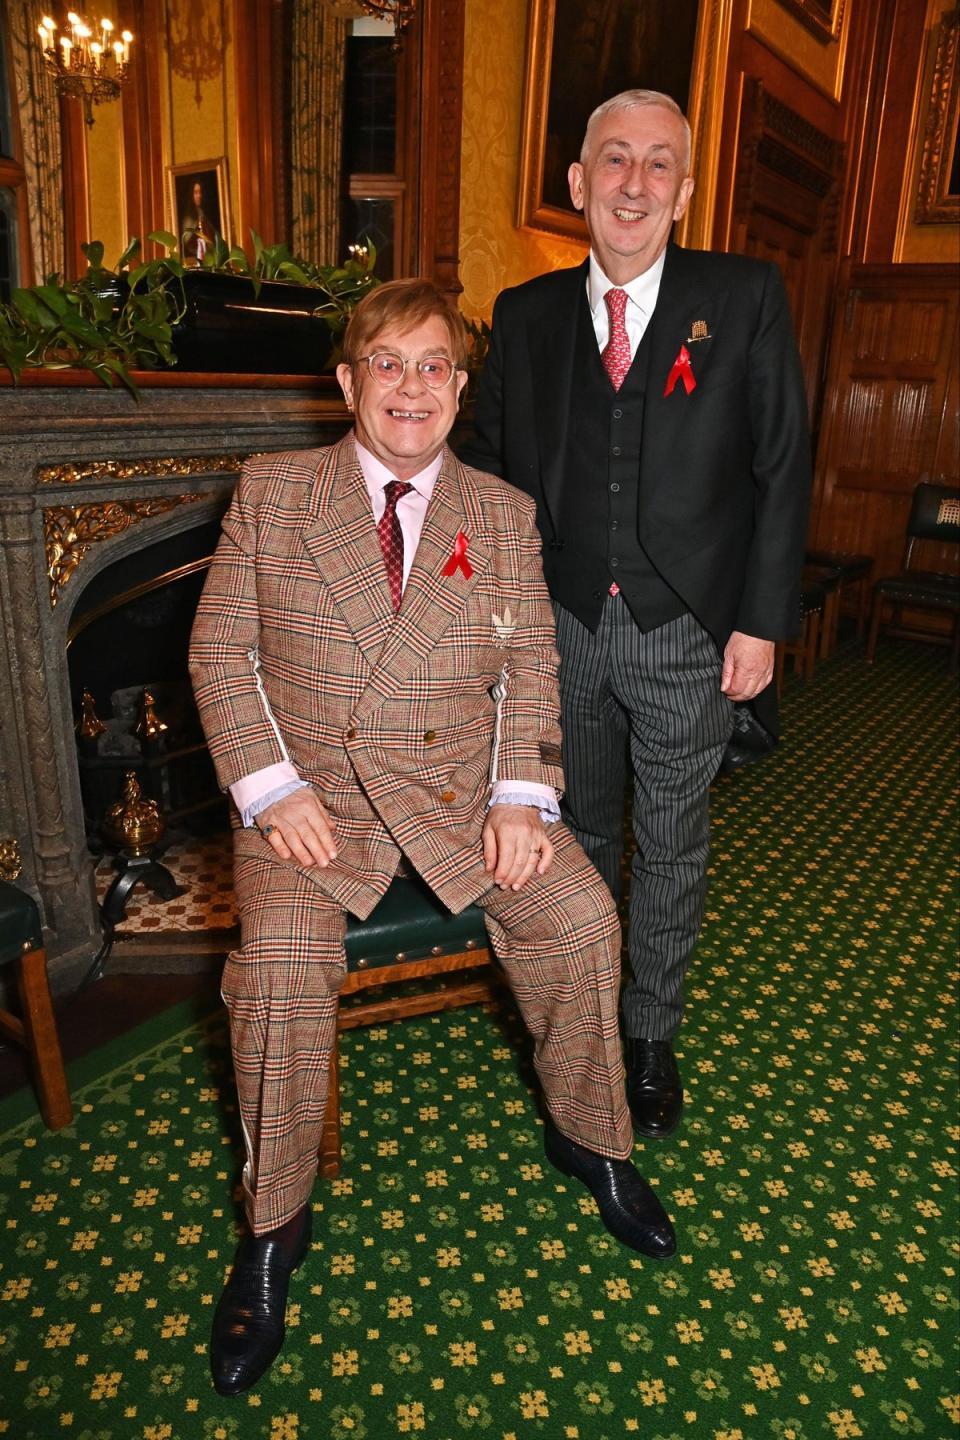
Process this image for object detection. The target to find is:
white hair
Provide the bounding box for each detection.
[580,89,692,173]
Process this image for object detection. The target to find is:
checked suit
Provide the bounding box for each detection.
[189,434,634,1231]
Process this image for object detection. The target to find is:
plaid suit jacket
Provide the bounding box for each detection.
[189,434,564,919]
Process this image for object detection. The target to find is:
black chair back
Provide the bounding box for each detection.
[905,484,960,569]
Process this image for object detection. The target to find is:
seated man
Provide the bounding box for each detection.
[189,278,676,1398]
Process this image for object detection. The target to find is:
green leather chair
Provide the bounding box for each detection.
[319,873,497,1178]
[0,880,73,1130]
[866,483,960,666]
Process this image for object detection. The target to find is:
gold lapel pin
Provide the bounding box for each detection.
[687,319,711,343]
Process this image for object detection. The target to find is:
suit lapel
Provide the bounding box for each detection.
[299,435,394,668]
[645,244,732,405]
[352,448,490,722]
[531,261,588,526]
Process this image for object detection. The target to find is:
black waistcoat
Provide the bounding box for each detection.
[544,287,687,634]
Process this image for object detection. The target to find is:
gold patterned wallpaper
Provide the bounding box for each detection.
[458,0,586,323]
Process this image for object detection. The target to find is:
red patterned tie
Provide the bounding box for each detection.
[378,479,413,611]
[601,287,632,391]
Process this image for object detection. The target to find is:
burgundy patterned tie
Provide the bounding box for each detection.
[601,287,632,391]
[377,480,413,611]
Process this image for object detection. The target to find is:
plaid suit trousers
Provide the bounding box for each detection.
[224,824,633,1232]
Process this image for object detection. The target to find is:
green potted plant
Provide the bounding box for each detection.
[0,232,379,398]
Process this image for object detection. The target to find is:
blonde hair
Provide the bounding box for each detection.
[342,278,469,369]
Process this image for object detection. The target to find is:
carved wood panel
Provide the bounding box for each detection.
[812,262,960,584]
[732,79,845,421]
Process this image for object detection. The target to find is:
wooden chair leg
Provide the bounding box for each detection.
[17,947,72,1131]
[774,642,784,695]
[855,576,870,639]
[317,1043,341,1179]
[865,595,882,663]
[820,590,838,659]
[950,615,960,670]
[803,612,820,680]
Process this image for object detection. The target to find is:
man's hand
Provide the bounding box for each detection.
[256,789,338,868]
[482,805,554,891]
[721,631,776,701]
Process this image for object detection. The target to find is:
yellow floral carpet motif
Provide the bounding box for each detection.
[0,639,957,1439]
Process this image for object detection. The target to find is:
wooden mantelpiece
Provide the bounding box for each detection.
[0,377,352,991]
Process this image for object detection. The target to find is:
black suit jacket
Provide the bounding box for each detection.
[460,244,812,674]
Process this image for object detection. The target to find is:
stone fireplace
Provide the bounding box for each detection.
[0,374,351,990]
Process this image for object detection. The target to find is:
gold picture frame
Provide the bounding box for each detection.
[516,0,734,252]
[746,0,849,102]
[166,157,231,265]
[915,8,960,224]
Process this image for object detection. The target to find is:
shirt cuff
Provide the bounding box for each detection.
[229,761,306,828]
[489,780,561,824]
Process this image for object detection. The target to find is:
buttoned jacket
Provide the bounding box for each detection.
[188,434,563,919]
[460,243,812,731]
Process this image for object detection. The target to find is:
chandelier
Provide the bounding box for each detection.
[37,12,133,128]
[328,0,417,36]
[358,0,416,31]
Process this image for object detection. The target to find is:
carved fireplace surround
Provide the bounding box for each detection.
[0,373,351,991]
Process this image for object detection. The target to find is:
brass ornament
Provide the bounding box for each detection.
[937,498,960,528]
[0,837,23,882]
[136,689,169,741]
[687,320,712,343]
[77,689,107,742]
[102,772,164,856]
[37,454,246,486]
[44,495,204,607]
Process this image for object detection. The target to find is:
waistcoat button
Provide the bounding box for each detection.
[441,790,456,803]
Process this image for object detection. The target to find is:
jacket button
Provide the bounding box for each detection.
[424,729,437,743]
[441,790,456,803]
[346,726,357,740]
[612,445,622,456]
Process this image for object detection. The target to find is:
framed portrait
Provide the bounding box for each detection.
[167,158,231,265]
[915,8,959,225]
[516,0,733,250]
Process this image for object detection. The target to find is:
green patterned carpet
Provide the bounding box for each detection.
[1,639,957,1440]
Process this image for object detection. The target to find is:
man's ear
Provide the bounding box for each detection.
[336,362,354,410]
[568,162,585,212]
[673,176,695,223]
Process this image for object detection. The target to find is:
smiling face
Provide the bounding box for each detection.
[568,103,695,284]
[337,315,468,481]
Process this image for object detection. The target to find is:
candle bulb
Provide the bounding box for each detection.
[60,35,71,66]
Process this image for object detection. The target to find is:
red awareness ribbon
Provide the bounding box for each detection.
[663,344,697,398]
[442,530,473,579]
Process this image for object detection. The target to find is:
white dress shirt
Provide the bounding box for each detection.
[230,439,559,825]
[586,248,666,357]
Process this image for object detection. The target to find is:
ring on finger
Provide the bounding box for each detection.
[262,823,275,837]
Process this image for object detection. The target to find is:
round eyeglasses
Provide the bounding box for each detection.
[358,351,458,389]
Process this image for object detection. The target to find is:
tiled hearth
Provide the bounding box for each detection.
[94,832,237,935]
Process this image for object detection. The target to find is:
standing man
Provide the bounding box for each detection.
[461,91,810,1143]
[190,279,675,1399]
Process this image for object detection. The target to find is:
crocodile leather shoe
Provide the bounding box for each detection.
[210,1204,312,1396]
[625,1038,683,1138]
[544,1121,676,1259]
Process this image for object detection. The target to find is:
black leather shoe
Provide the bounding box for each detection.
[544,1121,676,1259]
[210,1204,312,1396]
[625,1038,683,1139]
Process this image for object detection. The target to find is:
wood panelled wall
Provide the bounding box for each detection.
[812,264,960,581]
[705,0,959,608]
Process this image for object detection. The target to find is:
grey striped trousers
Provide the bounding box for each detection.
[554,598,733,1040]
